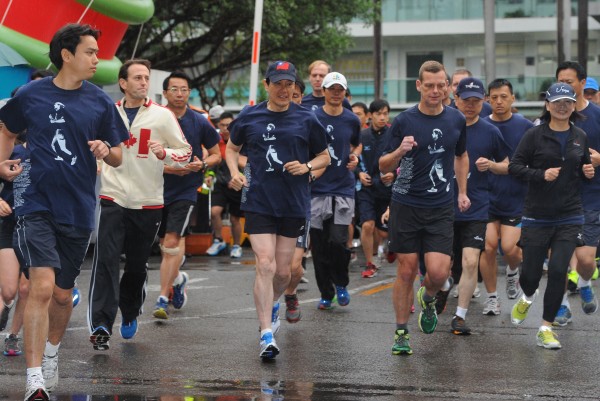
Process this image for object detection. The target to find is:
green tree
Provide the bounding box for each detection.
[117,0,372,107]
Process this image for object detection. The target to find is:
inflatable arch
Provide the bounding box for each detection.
[0,0,154,85]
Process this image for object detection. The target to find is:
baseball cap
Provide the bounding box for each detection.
[545,82,576,102]
[585,77,599,92]
[456,77,485,99]
[265,61,297,83]
[322,72,348,90]
[209,105,225,120]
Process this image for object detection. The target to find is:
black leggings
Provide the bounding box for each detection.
[520,240,575,323]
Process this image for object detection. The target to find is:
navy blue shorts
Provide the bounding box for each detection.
[357,190,390,231]
[582,209,600,247]
[14,212,91,289]
[0,215,15,249]
[244,212,306,239]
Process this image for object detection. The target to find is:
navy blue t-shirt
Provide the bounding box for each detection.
[359,125,393,199]
[576,102,600,210]
[0,144,29,208]
[163,108,220,204]
[229,101,328,218]
[454,119,510,221]
[483,113,533,217]
[0,77,129,230]
[311,108,361,198]
[301,94,352,112]
[384,105,467,208]
[450,99,493,118]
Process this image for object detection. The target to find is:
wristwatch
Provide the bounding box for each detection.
[306,162,313,173]
[102,141,112,150]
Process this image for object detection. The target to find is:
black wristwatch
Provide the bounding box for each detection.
[306,162,313,173]
[103,141,112,150]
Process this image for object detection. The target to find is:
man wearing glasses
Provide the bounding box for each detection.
[152,72,221,320]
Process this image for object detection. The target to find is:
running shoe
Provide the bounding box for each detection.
[153,297,169,320]
[349,250,357,264]
[4,333,22,356]
[318,299,333,310]
[506,272,521,299]
[230,244,243,258]
[271,302,281,335]
[553,305,572,327]
[259,331,279,360]
[451,286,459,298]
[206,239,227,256]
[120,318,138,340]
[386,251,396,264]
[593,266,599,280]
[580,285,598,314]
[72,287,81,307]
[511,291,537,326]
[172,271,189,310]
[482,296,501,316]
[90,326,110,351]
[41,353,58,392]
[0,301,14,331]
[300,276,309,284]
[377,245,386,260]
[335,285,350,306]
[361,262,379,278]
[451,315,471,335]
[417,286,438,334]
[472,284,481,298]
[435,277,454,315]
[24,384,49,401]
[568,270,580,294]
[536,327,561,349]
[391,329,412,355]
[284,294,301,323]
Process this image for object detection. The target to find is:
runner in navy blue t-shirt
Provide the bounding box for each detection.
[226,61,330,361]
[302,60,352,111]
[480,79,533,312]
[153,71,221,321]
[449,69,493,117]
[310,72,362,310]
[0,24,128,400]
[446,77,510,335]
[379,60,469,355]
[555,61,600,323]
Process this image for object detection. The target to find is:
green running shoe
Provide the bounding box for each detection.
[536,327,561,349]
[511,290,537,326]
[391,329,412,355]
[417,286,438,334]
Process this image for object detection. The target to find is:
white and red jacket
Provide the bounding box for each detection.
[100,97,192,209]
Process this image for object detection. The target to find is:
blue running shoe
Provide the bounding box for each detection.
[153,297,169,320]
[580,285,598,314]
[120,318,138,340]
[259,331,279,360]
[206,239,227,256]
[335,285,350,306]
[318,299,333,310]
[72,287,80,308]
[172,272,189,310]
[553,304,572,327]
[271,302,281,335]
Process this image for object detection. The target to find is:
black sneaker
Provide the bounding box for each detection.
[0,302,13,331]
[435,277,454,315]
[90,327,110,351]
[451,315,471,335]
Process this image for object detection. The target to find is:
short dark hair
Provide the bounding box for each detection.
[118,59,151,93]
[369,99,390,114]
[488,78,514,94]
[49,24,100,71]
[219,111,234,121]
[31,69,54,80]
[295,78,306,95]
[163,71,192,90]
[556,61,586,81]
[351,102,368,114]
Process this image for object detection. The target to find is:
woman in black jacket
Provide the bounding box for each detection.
[508,82,595,349]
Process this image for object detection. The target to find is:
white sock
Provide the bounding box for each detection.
[578,277,592,288]
[455,307,468,319]
[157,295,168,303]
[44,340,60,357]
[26,367,43,386]
[539,325,551,332]
[3,300,14,309]
[561,293,570,307]
[506,266,519,276]
[488,291,498,298]
[260,328,273,337]
[524,293,536,302]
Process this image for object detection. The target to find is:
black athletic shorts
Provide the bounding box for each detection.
[488,213,522,227]
[0,215,15,249]
[453,220,487,251]
[245,212,306,239]
[158,200,195,238]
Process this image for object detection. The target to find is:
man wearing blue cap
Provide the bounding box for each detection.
[226,60,330,360]
[584,76,600,105]
[448,77,511,334]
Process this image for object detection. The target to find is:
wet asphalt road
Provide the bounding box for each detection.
[1,246,599,400]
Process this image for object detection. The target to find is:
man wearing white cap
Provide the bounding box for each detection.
[310,72,362,310]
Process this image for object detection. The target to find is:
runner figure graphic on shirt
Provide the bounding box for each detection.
[326,125,341,166]
[49,102,66,123]
[263,123,276,141]
[427,128,446,192]
[51,128,77,165]
[266,144,283,171]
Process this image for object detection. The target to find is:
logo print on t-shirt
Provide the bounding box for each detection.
[326,125,341,166]
[266,144,283,172]
[51,129,77,165]
[427,128,446,193]
[49,102,66,123]
[263,123,276,141]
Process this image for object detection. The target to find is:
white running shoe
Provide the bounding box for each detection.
[41,353,58,392]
